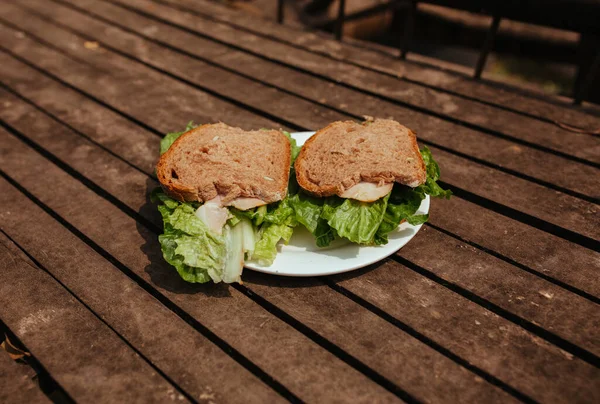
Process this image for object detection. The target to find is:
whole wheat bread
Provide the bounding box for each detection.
[295,119,426,197]
[157,123,290,204]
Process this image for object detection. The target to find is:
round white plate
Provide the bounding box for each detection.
[245,131,429,277]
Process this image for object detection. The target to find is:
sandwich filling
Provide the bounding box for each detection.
[338,182,393,202]
[291,119,451,247]
[153,122,300,284]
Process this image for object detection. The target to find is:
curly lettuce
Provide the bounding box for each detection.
[289,146,451,247]
[153,124,300,283]
[151,188,225,283]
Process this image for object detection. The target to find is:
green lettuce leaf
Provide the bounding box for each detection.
[322,193,390,245]
[416,146,452,199]
[152,188,226,283]
[288,193,335,247]
[282,131,301,165]
[374,186,428,245]
[288,193,322,233]
[229,196,297,266]
[252,222,294,266]
[160,121,197,155]
[290,147,451,247]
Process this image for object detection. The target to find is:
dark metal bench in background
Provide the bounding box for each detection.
[277,0,600,105]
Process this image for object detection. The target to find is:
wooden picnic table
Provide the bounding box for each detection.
[1,0,599,402]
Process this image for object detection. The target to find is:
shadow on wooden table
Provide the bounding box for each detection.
[242,262,380,289]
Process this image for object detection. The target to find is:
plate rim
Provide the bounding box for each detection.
[244,131,429,277]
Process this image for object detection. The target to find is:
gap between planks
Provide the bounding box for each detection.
[1,105,600,400]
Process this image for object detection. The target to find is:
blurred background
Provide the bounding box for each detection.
[219,0,600,105]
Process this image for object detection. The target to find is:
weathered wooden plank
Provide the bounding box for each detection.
[11,0,343,132]
[429,196,600,300]
[0,8,283,136]
[98,0,600,165]
[2,11,599,299]
[3,58,599,404]
[0,88,160,228]
[160,0,600,129]
[428,146,599,242]
[330,259,600,403]
[0,336,51,404]
[4,89,598,361]
[2,22,598,292]
[23,0,600,202]
[399,226,600,356]
[0,211,185,403]
[0,69,158,176]
[0,151,286,403]
[0,110,521,403]
[1,125,401,403]
[1,11,598,245]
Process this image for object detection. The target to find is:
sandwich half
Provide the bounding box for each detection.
[291,119,451,246]
[153,122,299,284]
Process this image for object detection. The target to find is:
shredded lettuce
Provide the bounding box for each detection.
[160,121,197,155]
[290,147,451,247]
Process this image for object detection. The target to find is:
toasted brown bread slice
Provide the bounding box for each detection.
[156,123,290,204]
[295,119,426,197]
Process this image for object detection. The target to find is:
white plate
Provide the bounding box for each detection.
[245,132,429,277]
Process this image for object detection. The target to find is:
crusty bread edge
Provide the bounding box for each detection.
[294,121,346,197]
[156,123,212,202]
[294,120,427,198]
[156,123,292,203]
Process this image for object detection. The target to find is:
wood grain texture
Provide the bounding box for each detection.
[0,330,51,404]
[0,5,284,135]
[428,196,600,300]
[33,0,600,202]
[332,259,600,404]
[2,50,598,404]
[0,208,183,403]
[398,226,600,356]
[102,0,600,164]
[0,119,401,403]
[1,10,598,244]
[162,0,600,129]
[0,158,284,403]
[1,8,599,299]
